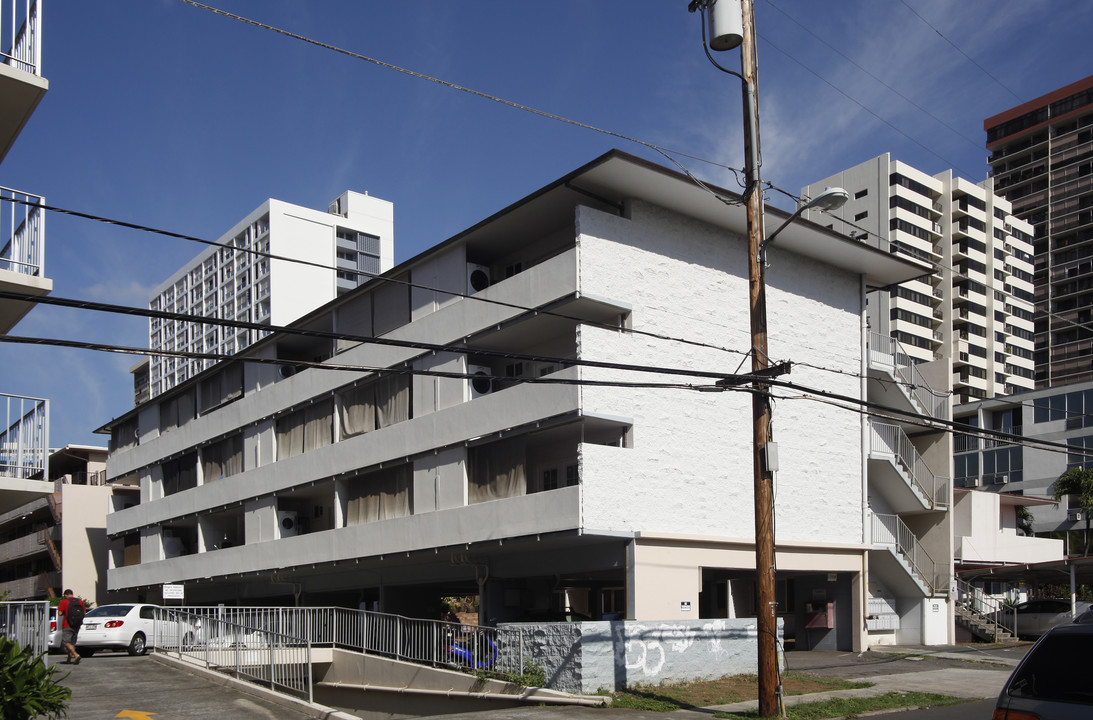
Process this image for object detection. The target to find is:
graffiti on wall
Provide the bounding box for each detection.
[616,619,758,677]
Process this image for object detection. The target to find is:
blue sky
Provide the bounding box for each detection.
[3,0,1092,447]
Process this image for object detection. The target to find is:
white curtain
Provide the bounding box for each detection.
[338,383,376,439]
[468,437,527,504]
[346,465,412,524]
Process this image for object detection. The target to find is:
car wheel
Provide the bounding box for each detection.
[128,633,147,656]
[76,647,96,657]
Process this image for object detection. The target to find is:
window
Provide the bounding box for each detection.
[345,465,412,524]
[202,434,243,482]
[276,400,334,460]
[854,211,868,221]
[198,363,243,415]
[161,453,198,496]
[854,189,868,199]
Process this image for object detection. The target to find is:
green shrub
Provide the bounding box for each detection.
[0,636,71,720]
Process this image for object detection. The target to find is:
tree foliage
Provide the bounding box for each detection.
[1053,467,1093,554]
[0,636,71,720]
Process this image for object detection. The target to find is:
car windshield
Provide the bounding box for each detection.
[86,604,134,617]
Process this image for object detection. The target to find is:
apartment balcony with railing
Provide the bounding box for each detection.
[0,0,45,159]
[0,187,50,332]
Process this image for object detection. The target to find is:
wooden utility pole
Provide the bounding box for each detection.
[739,0,780,717]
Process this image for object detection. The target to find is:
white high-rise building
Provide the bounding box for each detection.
[147,191,394,398]
[803,154,1036,404]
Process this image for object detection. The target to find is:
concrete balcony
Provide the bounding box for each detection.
[0,392,52,514]
[0,0,46,162]
[0,187,51,332]
[869,421,948,514]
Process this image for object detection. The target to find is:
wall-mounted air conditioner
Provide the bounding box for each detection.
[965,477,980,488]
[993,474,1008,485]
[278,510,299,538]
[467,263,491,293]
[1069,509,1083,522]
[468,365,494,399]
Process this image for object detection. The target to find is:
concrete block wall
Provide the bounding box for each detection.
[502,618,771,694]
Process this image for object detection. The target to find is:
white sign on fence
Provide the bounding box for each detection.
[162,583,184,600]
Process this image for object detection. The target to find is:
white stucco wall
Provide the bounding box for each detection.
[575,201,864,545]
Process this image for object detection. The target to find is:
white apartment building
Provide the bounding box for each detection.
[146,190,394,398]
[100,151,945,652]
[802,154,1036,404]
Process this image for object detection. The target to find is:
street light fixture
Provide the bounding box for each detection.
[761,187,850,252]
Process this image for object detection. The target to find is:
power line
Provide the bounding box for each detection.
[761,0,984,152]
[1,196,754,361]
[0,290,744,385]
[897,0,1024,104]
[174,0,747,193]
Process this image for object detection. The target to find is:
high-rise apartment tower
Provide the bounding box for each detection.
[985,75,1093,388]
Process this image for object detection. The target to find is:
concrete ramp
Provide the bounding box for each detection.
[315,648,604,720]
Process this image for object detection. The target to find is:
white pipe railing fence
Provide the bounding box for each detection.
[872,513,945,594]
[1,0,41,75]
[1,187,45,278]
[954,578,1016,639]
[152,606,527,704]
[0,600,49,656]
[870,421,949,508]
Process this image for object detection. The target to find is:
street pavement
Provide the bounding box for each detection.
[44,643,1027,719]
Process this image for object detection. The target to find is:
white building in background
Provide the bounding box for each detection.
[802,154,1036,404]
[100,150,945,652]
[146,191,394,399]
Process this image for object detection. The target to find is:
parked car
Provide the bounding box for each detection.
[992,599,1091,639]
[994,622,1093,719]
[47,606,61,652]
[75,603,199,656]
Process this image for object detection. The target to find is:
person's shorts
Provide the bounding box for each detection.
[62,628,77,644]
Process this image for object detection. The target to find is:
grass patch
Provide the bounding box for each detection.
[714,691,965,719]
[604,673,872,712]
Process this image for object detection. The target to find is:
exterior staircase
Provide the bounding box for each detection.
[954,603,1013,642]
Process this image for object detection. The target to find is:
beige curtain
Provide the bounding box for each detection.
[163,453,198,496]
[338,383,376,438]
[468,437,527,504]
[202,434,243,482]
[346,465,412,525]
[376,373,411,428]
[277,399,333,459]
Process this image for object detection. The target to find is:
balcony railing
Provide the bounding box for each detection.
[872,512,944,594]
[0,392,48,480]
[0,187,44,278]
[870,421,948,508]
[1,0,41,75]
[868,332,947,419]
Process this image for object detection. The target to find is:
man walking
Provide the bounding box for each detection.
[57,588,85,664]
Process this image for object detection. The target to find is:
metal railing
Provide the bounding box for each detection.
[1,0,41,75]
[868,332,947,419]
[870,421,948,508]
[151,606,526,704]
[954,578,1015,640]
[872,513,944,594]
[1,187,45,278]
[0,600,49,656]
[1,393,49,480]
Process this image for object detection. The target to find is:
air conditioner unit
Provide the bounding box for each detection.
[993,474,1008,485]
[1069,509,1083,522]
[278,510,299,538]
[965,477,981,488]
[467,263,491,293]
[468,365,494,399]
[278,365,297,379]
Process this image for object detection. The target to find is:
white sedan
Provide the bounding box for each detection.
[75,603,198,656]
